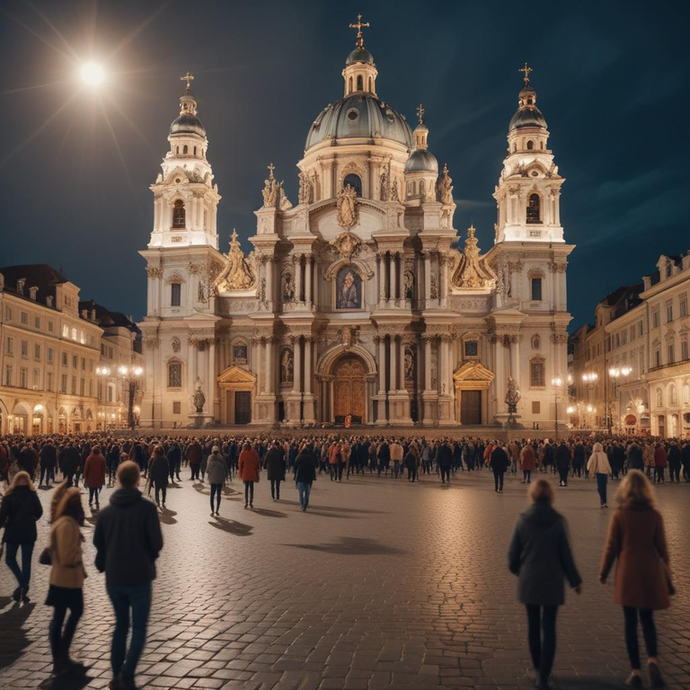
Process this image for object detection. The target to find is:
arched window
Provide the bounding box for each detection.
[343,173,362,197]
[512,143,517,153]
[183,144,188,155]
[368,76,372,91]
[419,180,426,197]
[540,141,545,150]
[356,75,363,91]
[526,193,541,224]
[527,140,534,150]
[176,146,179,154]
[670,385,678,405]
[348,77,353,93]
[167,361,182,388]
[172,199,186,228]
[193,146,197,156]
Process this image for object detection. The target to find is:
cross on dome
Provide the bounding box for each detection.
[267,162,275,179]
[349,13,370,48]
[180,71,194,93]
[519,62,533,86]
[416,103,425,125]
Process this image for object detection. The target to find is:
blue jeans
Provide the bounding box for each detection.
[5,542,34,590]
[596,473,608,505]
[106,583,152,683]
[297,482,312,509]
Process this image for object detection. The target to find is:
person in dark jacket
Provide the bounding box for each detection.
[147,447,169,508]
[508,478,582,690]
[437,442,453,484]
[187,440,202,481]
[167,442,182,482]
[264,441,286,501]
[18,445,38,480]
[490,444,510,493]
[626,442,644,472]
[59,443,80,487]
[93,461,163,690]
[40,440,58,487]
[667,442,682,483]
[294,444,317,511]
[554,441,571,487]
[681,441,690,483]
[0,470,44,602]
[206,447,226,516]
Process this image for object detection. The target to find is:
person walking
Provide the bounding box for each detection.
[46,487,87,677]
[520,443,536,484]
[554,440,571,487]
[40,439,58,487]
[587,442,612,508]
[390,439,404,479]
[264,441,286,501]
[653,443,667,484]
[599,470,671,688]
[83,445,106,510]
[238,442,261,509]
[187,440,202,482]
[206,446,226,516]
[94,461,163,690]
[667,441,682,483]
[508,479,582,690]
[18,444,39,480]
[0,471,43,602]
[405,444,420,482]
[294,443,317,511]
[59,442,80,487]
[490,443,510,493]
[147,447,169,509]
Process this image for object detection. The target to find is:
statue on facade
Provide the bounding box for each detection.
[438,163,454,205]
[391,178,401,203]
[281,349,294,383]
[452,226,497,289]
[505,376,521,414]
[298,171,312,205]
[193,380,206,414]
[261,162,282,208]
[379,165,390,201]
[404,347,415,381]
[337,184,358,228]
[215,230,255,291]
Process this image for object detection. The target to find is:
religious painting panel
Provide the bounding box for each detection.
[336,266,362,310]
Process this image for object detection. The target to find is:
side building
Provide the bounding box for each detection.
[571,252,690,437]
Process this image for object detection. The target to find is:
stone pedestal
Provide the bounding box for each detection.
[190,413,214,428]
[387,392,413,425]
[374,394,388,425]
[302,393,317,424]
[285,393,303,427]
[437,394,455,426]
[422,391,439,426]
[495,412,524,429]
[252,394,276,426]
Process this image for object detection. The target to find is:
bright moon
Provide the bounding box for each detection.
[80,62,106,86]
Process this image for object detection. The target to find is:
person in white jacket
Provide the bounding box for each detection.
[587,442,612,508]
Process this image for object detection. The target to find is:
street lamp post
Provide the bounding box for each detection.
[607,366,631,435]
[118,365,144,430]
[581,372,598,429]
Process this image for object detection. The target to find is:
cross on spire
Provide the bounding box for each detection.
[267,162,275,179]
[349,13,370,48]
[519,62,533,86]
[416,103,425,125]
[180,71,194,93]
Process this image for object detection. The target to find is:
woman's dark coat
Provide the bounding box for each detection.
[148,455,169,488]
[0,486,44,544]
[294,452,317,484]
[508,501,581,606]
[264,447,287,481]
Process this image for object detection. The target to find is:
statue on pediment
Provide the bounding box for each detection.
[215,230,255,291]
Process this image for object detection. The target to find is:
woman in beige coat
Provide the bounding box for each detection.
[46,488,87,677]
[599,470,670,688]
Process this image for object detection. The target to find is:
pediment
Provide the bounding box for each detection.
[453,361,495,383]
[218,366,256,384]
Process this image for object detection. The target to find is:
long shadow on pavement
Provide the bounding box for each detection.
[39,667,94,689]
[249,507,287,518]
[286,537,405,556]
[158,508,178,525]
[278,499,386,515]
[209,517,253,537]
[0,601,36,669]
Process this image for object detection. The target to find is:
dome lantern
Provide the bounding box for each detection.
[342,13,378,97]
[169,72,207,139]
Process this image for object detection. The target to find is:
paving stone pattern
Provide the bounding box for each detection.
[1,469,689,689]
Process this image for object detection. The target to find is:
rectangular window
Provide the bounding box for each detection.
[34,344,41,360]
[21,312,28,325]
[532,401,540,414]
[47,372,53,392]
[530,359,545,387]
[62,352,68,366]
[80,378,85,396]
[681,299,688,317]
[682,340,689,361]
[464,340,478,358]
[5,306,12,321]
[81,357,86,371]
[168,362,182,388]
[107,385,114,402]
[71,376,77,395]
[668,344,675,365]
[5,366,12,387]
[61,374,67,393]
[88,380,93,397]
[667,304,673,322]
[34,316,41,329]
[530,278,543,302]
[173,401,181,414]
[653,311,659,328]
[638,321,644,336]
[171,283,182,307]
[6,337,13,355]
[33,368,40,389]
[71,327,77,341]
[20,368,28,388]
[62,324,69,338]
[655,349,661,368]
[48,319,54,332]
[72,355,78,369]
[47,347,54,363]
[21,340,28,357]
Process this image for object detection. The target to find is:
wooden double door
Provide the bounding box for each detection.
[460,390,482,425]
[333,356,366,423]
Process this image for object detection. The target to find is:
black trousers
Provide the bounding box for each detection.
[40,466,55,485]
[154,486,166,505]
[88,487,100,505]
[440,466,450,483]
[270,479,282,499]
[493,471,505,491]
[623,607,657,669]
[210,483,222,512]
[523,470,532,482]
[49,587,83,663]
[408,466,418,482]
[558,468,569,485]
[669,464,680,482]
[244,481,254,505]
[190,464,200,480]
[526,604,558,681]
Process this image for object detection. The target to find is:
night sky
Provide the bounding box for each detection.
[2,0,689,328]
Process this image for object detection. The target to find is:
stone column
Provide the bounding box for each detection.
[510,335,520,378]
[390,252,398,303]
[293,337,302,395]
[424,252,431,308]
[305,254,313,306]
[398,337,406,391]
[266,337,274,394]
[294,255,303,304]
[377,336,386,393]
[440,254,448,308]
[424,336,432,390]
[304,337,312,394]
[377,254,386,306]
[266,257,274,310]
[390,335,397,392]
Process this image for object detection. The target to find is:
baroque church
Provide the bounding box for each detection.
[138,17,573,428]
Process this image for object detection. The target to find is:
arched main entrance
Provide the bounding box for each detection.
[333,356,367,424]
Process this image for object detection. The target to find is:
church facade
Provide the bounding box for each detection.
[138,21,573,429]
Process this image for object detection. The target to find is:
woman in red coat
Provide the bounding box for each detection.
[653,444,667,484]
[520,444,536,484]
[83,446,106,510]
[238,442,260,509]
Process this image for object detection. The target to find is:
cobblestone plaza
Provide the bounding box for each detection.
[1,470,689,690]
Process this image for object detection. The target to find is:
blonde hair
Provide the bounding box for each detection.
[528,478,554,504]
[5,470,36,496]
[616,469,656,510]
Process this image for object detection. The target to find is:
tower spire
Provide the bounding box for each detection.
[180,71,194,94]
[519,62,533,87]
[349,13,370,48]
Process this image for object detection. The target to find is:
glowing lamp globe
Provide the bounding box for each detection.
[81,62,106,86]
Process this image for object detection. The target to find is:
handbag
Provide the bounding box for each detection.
[39,546,52,566]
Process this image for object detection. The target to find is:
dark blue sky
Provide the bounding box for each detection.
[2,0,689,328]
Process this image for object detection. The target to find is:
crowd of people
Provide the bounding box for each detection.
[0,429,684,689]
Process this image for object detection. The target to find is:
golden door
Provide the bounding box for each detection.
[333,357,367,422]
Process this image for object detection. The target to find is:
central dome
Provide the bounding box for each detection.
[305,93,413,151]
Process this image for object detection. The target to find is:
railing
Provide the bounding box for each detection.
[648,357,690,373]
